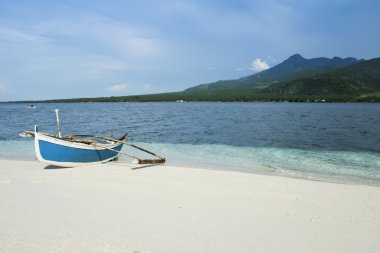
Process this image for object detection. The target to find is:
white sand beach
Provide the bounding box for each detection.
[1,159,380,253]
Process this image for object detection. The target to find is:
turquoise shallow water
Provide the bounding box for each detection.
[1,139,379,185]
[0,102,379,185]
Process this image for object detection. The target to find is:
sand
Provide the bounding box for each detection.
[1,159,380,253]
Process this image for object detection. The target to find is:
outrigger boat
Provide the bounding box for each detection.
[20,109,165,167]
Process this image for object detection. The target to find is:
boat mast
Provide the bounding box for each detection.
[54,109,62,138]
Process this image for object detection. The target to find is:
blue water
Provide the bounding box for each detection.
[0,102,379,184]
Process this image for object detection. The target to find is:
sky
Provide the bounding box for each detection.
[0,0,379,101]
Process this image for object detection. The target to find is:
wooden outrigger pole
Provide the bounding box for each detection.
[64,135,165,165]
[90,137,166,164]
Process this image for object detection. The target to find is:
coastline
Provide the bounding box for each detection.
[0,139,380,187]
[1,159,380,252]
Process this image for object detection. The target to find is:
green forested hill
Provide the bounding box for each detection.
[174,56,380,102]
[261,57,380,101]
[15,55,380,103]
[185,54,362,93]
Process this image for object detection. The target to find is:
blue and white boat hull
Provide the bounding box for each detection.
[34,131,123,167]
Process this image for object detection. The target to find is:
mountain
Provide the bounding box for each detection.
[15,54,379,103]
[262,57,380,100]
[184,54,363,93]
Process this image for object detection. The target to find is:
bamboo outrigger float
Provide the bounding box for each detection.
[20,110,165,167]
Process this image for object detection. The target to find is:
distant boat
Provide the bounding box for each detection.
[26,104,37,109]
[20,109,165,167]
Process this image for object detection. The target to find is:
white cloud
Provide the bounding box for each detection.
[0,26,48,43]
[33,14,164,59]
[106,82,155,95]
[235,67,245,72]
[0,83,7,92]
[143,84,154,91]
[107,83,127,93]
[249,58,270,72]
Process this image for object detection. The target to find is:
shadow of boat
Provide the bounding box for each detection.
[44,165,67,170]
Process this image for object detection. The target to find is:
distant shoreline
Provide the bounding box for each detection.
[2,98,380,103]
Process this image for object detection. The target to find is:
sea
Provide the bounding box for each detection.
[0,102,379,185]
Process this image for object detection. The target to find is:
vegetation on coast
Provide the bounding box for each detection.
[7,54,380,103]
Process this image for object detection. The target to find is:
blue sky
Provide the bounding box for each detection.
[0,0,379,101]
